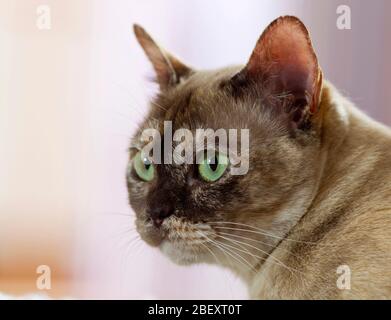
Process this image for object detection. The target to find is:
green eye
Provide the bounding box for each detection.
[133,151,154,182]
[198,152,229,182]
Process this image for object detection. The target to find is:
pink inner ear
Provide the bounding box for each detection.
[246,17,320,112]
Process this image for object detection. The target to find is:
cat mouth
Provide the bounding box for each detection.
[159,217,215,264]
[137,216,215,264]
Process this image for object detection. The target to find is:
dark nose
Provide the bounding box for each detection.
[149,204,174,228]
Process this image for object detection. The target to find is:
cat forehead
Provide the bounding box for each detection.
[154,67,248,126]
[183,66,242,88]
[164,66,241,104]
[131,66,289,148]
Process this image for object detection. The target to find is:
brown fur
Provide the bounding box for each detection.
[250,83,391,299]
[128,17,391,299]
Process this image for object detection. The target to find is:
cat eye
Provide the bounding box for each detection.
[198,152,229,182]
[133,151,154,182]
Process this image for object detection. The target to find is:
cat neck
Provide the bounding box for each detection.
[246,81,391,294]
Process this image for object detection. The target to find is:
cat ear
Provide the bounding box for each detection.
[133,24,193,90]
[232,16,322,128]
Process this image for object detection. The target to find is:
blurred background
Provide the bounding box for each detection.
[0,0,390,299]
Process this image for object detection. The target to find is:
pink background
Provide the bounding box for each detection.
[1,0,390,299]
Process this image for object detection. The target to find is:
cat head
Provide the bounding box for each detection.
[128,16,323,277]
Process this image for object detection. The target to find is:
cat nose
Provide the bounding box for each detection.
[149,204,174,228]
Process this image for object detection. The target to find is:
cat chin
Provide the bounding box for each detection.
[160,240,203,266]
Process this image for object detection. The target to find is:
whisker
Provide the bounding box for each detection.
[217,233,302,278]
[150,100,168,111]
[218,231,275,248]
[216,239,271,277]
[199,242,236,300]
[197,229,238,273]
[197,231,256,274]
[217,231,308,263]
[199,242,219,264]
[119,235,142,294]
[217,232,333,285]
[210,222,317,244]
[213,240,258,275]
[213,236,268,266]
[218,234,263,263]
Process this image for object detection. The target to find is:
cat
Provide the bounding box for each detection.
[127,16,391,299]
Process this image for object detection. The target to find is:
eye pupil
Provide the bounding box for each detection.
[143,157,151,170]
[209,156,218,171]
[133,152,155,182]
[198,152,228,182]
